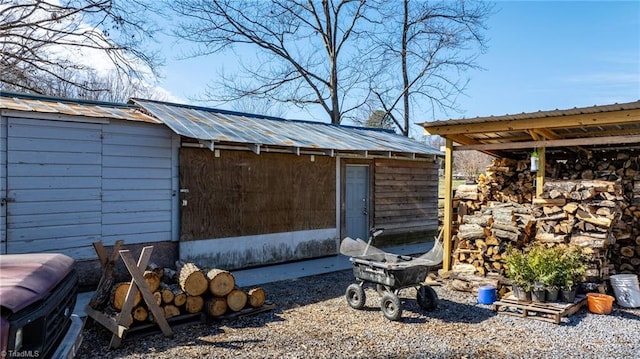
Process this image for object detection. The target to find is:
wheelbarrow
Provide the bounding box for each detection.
[340,228,443,321]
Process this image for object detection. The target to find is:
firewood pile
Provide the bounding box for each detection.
[451,152,640,280]
[453,200,534,277]
[94,261,267,325]
[534,180,623,280]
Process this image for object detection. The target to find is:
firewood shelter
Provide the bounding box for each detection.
[420,101,640,272]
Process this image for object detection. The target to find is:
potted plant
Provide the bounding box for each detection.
[527,245,548,302]
[504,247,533,301]
[559,246,587,303]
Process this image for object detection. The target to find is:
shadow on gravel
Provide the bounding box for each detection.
[612,308,640,321]
[424,299,497,324]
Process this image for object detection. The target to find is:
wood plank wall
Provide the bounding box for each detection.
[179,148,336,241]
[374,159,439,235]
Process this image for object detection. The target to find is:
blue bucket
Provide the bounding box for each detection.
[478,285,497,304]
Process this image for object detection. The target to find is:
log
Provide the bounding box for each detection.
[163,267,177,284]
[111,282,141,311]
[205,297,228,317]
[143,270,161,293]
[132,305,148,322]
[458,224,486,240]
[620,246,636,258]
[170,284,187,307]
[491,222,519,234]
[178,262,208,296]
[535,232,567,243]
[462,214,493,227]
[153,291,162,306]
[147,262,165,279]
[184,295,204,314]
[533,198,566,206]
[159,283,175,304]
[247,288,266,308]
[206,269,236,297]
[226,289,248,312]
[492,229,519,242]
[163,304,181,319]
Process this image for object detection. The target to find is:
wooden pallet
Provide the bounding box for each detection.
[492,295,587,324]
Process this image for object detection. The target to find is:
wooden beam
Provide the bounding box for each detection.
[536,148,545,197]
[422,108,640,136]
[457,134,640,151]
[443,139,454,271]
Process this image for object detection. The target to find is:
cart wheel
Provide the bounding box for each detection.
[417,285,438,311]
[345,283,366,309]
[380,292,402,321]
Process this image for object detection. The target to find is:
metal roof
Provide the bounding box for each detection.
[0,92,160,124]
[132,98,442,158]
[420,100,640,158]
[421,100,640,127]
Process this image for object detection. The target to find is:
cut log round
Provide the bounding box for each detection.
[132,305,148,322]
[206,297,228,317]
[143,270,161,293]
[111,282,141,311]
[206,269,236,297]
[226,288,248,312]
[178,263,208,296]
[248,288,266,308]
[170,284,187,307]
[159,283,175,304]
[163,304,181,319]
[185,295,204,314]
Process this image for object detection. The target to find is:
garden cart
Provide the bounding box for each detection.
[340,228,443,321]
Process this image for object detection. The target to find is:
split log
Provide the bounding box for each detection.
[492,229,519,242]
[132,305,148,322]
[147,262,165,280]
[153,291,162,306]
[247,288,266,308]
[143,270,161,293]
[457,224,487,240]
[206,269,236,297]
[177,262,208,296]
[184,295,204,314]
[462,214,493,227]
[206,297,228,317]
[576,209,612,228]
[226,288,248,312]
[163,304,181,319]
[111,282,141,311]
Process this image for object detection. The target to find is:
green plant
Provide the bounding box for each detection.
[504,246,534,291]
[559,246,587,290]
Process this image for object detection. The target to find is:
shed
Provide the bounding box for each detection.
[420,100,640,272]
[132,99,443,270]
[1,92,442,284]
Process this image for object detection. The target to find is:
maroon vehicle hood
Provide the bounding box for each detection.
[0,253,74,313]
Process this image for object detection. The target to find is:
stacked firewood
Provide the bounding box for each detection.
[109,261,266,324]
[452,151,639,277]
[477,158,536,204]
[453,201,534,276]
[533,180,624,280]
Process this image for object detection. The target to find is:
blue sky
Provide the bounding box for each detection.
[156,1,640,124]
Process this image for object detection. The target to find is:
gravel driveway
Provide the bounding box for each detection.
[77,269,640,359]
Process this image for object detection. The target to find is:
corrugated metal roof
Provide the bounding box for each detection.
[132,98,442,158]
[421,100,640,127]
[1,92,160,124]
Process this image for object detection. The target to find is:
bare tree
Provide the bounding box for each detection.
[167,0,373,125]
[0,0,163,95]
[366,0,492,136]
[454,150,492,180]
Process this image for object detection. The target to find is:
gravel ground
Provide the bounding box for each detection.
[77,269,640,359]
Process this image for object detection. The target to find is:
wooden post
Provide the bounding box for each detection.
[536,147,545,197]
[443,138,454,271]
